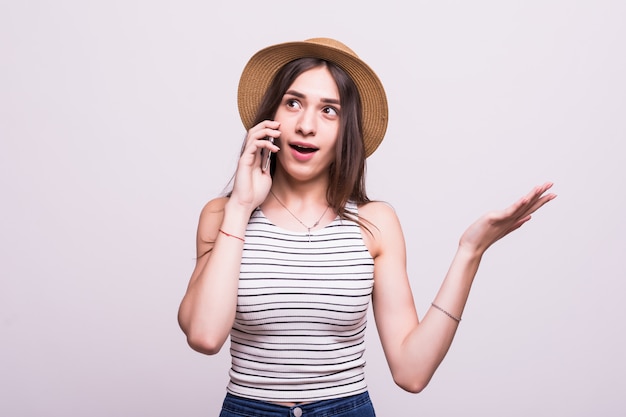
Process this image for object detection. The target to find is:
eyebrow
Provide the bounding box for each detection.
[285,89,341,105]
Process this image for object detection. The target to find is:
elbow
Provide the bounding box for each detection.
[178,314,226,355]
[397,379,429,394]
[395,381,428,394]
[183,328,226,355]
[187,334,224,355]
[392,371,432,394]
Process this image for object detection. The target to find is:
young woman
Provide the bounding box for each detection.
[178,37,556,416]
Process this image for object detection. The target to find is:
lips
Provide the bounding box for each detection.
[287,142,319,162]
[290,144,318,154]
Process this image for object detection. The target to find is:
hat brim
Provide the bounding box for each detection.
[237,39,388,157]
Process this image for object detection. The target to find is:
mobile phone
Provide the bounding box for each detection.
[261,136,274,172]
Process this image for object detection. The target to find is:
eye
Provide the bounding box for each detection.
[286,99,301,109]
[322,106,339,116]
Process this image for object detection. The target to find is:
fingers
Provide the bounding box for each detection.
[238,121,281,170]
[525,193,557,218]
[528,182,555,202]
[500,182,556,225]
[244,120,281,151]
[460,182,556,253]
[521,182,557,215]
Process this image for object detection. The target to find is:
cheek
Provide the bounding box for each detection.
[273,106,292,122]
[327,131,340,152]
[323,142,338,164]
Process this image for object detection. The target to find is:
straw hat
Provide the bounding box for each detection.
[237,37,388,157]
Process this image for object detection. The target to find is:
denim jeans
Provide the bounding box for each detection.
[218,391,376,417]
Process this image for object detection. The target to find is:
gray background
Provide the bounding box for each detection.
[1,1,624,416]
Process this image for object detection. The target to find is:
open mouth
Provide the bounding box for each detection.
[290,144,318,154]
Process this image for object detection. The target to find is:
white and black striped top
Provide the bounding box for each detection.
[226,202,375,403]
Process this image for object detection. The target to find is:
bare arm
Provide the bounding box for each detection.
[365,182,556,392]
[177,197,249,354]
[177,121,281,355]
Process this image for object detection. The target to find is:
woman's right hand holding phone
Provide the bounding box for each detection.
[179,122,280,355]
[227,120,281,214]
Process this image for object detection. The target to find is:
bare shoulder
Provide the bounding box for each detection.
[359,200,402,230]
[196,197,229,251]
[200,196,229,216]
[358,200,405,258]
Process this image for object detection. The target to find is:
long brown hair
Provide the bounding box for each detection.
[235,57,372,225]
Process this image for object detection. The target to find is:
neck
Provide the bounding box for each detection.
[262,177,333,236]
[269,172,329,206]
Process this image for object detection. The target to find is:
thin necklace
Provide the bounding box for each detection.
[269,190,330,242]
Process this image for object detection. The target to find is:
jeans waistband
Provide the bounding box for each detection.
[220,391,374,417]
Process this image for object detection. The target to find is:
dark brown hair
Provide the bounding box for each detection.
[200,59,374,258]
[235,57,372,224]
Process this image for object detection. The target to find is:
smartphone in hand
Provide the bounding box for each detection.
[261,137,274,172]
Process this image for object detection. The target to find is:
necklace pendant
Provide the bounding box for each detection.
[269,190,329,243]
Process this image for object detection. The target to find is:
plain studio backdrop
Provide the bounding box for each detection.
[1,1,624,416]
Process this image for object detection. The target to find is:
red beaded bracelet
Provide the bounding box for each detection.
[218,228,245,242]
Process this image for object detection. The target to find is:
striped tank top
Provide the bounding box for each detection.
[226,202,375,403]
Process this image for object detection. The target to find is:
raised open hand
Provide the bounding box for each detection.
[459,182,557,255]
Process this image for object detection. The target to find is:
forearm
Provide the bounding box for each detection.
[430,244,482,325]
[395,246,483,392]
[375,183,555,392]
[178,203,251,354]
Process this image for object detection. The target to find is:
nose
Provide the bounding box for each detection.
[296,108,316,136]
